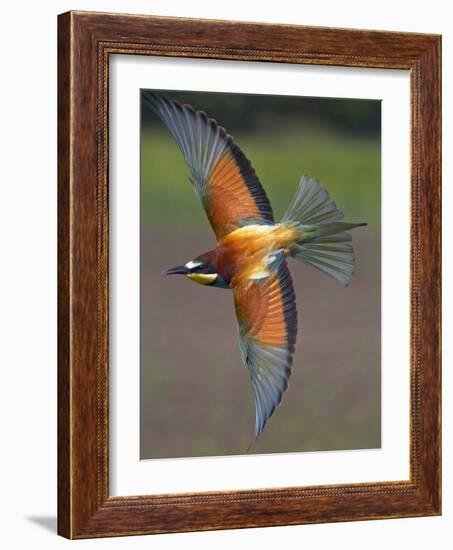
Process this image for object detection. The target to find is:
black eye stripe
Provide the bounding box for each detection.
[192,263,215,274]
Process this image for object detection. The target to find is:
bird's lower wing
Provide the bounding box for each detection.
[232,253,298,439]
[143,92,274,238]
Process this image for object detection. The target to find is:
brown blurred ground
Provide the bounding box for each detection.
[140,228,380,458]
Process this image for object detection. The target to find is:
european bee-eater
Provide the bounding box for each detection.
[145,93,367,440]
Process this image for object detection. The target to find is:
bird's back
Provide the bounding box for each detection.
[216,223,301,285]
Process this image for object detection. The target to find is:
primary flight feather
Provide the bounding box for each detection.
[144,92,366,440]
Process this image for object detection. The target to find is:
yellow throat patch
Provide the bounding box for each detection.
[187,273,217,286]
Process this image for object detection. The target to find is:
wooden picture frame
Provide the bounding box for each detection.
[58,10,441,539]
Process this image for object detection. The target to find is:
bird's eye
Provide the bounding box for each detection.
[185,260,203,271]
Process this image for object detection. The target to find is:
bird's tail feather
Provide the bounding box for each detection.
[281,175,367,287]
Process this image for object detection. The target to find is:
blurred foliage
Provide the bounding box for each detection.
[142,90,381,137]
[141,90,380,231]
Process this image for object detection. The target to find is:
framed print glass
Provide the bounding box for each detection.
[58,11,441,539]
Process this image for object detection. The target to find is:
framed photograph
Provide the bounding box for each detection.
[58,11,441,538]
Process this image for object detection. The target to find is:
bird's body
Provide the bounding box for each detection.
[207,223,301,286]
[145,92,367,440]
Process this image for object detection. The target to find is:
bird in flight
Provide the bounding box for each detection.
[144,92,366,440]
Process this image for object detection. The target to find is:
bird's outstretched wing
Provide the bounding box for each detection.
[232,253,297,439]
[143,92,274,238]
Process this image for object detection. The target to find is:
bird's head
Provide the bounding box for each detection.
[163,256,229,288]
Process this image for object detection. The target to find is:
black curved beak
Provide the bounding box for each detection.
[162,265,188,276]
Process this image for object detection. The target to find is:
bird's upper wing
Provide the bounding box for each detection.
[232,253,297,438]
[143,92,274,238]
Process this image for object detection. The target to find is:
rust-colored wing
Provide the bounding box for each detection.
[144,92,274,238]
[232,253,297,438]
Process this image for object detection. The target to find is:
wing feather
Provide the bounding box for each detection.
[143,92,274,238]
[232,254,297,438]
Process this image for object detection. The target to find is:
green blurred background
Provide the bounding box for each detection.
[140,90,381,459]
